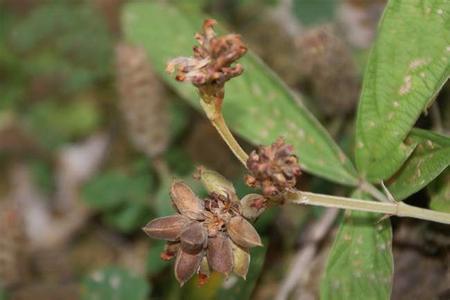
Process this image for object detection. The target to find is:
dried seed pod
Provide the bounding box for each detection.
[0,200,29,287]
[207,233,233,275]
[246,138,301,197]
[296,24,360,116]
[143,215,190,241]
[195,166,237,202]
[231,241,250,279]
[227,216,262,248]
[180,222,207,254]
[170,181,205,220]
[174,249,203,286]
[240,194,266,220]
[115,43,170,157]
[166,19,247,100]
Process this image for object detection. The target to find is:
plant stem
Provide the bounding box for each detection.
[200,99,249,166]
[198,95,450,225]
[290,191,450,224]
[359,180,389,203]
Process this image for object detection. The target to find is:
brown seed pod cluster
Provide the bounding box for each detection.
[166,19,247,100]
[143,176,263,286]
[0,200,29,287]
[296,24,360,116]
[115,43,169,158]
[245,138,301,197]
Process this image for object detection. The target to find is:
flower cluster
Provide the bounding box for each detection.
[246,138,301,197]
[166,19,247,100]
[143,170,263,286]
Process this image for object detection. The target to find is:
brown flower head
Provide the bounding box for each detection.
[143,177,262,286]
[245,137,301,197]
[166,19,247,100]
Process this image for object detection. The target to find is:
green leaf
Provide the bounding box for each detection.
[24,100,100,149]
[83,171,149,210]
[428,170,450,213]
[355,0,450,182]
[122,1,358,186]
[81,266,150,300]
[103,203,151,233]
[320,191,393,300]
[388,128,450,200]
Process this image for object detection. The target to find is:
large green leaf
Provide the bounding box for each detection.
[122,1,358,186]
[355,0,449,182]
[427,170,450,213]
[320,191,393,300]
[389,129,450,200]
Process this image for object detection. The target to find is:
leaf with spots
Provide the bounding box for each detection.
[427,169,450,213]
[388,129,450,200]
[81,266,150,300]
[320,191,393,300]
[355,0,450,182]
[121,1,359,186]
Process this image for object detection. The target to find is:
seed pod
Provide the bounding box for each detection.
[174,249,203,286]
[115,43,169,158]
[227,216,262,248]
[180,222,207,254]
[195,166,237,201]
[230,241,250,279]
[170,181,204,220]
[207,233,233,275]
[240,194,266,220]
[143,215,190,241]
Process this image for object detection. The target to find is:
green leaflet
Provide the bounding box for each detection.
[121,1,358,186]
[320,191,393,300]
[355,0,450,182]
[428,170,450,213]
[81,266,150,300]
[389,128,450,200]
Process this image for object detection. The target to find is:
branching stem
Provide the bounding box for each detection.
[199,95,450,225]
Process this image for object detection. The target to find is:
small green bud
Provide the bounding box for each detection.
[195,166,237,202]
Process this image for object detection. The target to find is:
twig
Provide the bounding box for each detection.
[275,208,339,300]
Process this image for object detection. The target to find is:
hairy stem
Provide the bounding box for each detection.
[291,191,450,224]
[200,99,249,166]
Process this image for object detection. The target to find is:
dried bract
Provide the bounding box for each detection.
[143,176,262,286]
[246,138,301,196]
[166,19,247,100]
[143,215,190,241]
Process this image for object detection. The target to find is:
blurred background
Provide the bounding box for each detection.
[0,0,449,299]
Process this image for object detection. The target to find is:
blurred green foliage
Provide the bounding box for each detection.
[8,0,113,94]
[82,160,154,233]
[81,266,151,300]
[24,99,101,149]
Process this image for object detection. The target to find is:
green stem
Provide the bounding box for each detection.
[200,99,249,166]
[291,191,450,224]
[198,92,450,225]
